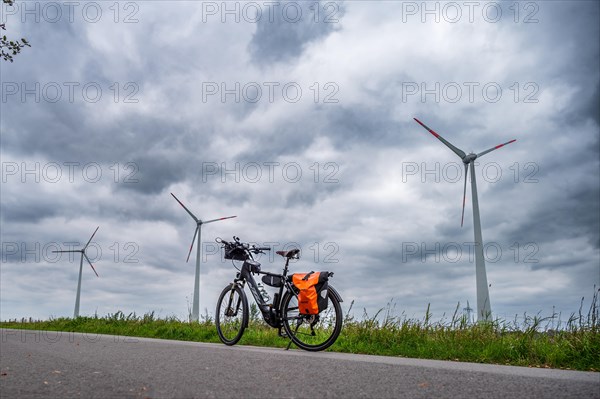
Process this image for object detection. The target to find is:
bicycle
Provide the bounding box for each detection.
[214,236,343,351]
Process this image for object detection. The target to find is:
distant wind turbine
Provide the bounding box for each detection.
[463,301,474,324]
[414,118,516,322]
[171,193,236,322]
[52,227,100,318]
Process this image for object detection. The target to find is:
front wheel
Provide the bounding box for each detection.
[215,283,248,345]
[281,285,343,351]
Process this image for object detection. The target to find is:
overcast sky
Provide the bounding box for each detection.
[1,1,598,325]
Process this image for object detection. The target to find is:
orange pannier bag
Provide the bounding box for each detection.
[292,271,329,315]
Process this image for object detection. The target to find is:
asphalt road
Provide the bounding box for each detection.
[1,328,598,398]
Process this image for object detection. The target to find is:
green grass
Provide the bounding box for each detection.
[2,290,599,372]
[334,300,600,371]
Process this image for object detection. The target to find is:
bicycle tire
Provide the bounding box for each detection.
[281,285,343,351]
[215,283,248,345]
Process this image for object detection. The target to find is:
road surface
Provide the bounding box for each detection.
[1,328,598,398]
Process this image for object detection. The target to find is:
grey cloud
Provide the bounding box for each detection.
[248,1,345,65]
[1,199,58,223]
[509,183,600,250]
[120,155,181,195]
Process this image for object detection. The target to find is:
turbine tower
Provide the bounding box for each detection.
[171,193,236,322]
[52,227,100,318]
[414,118,516,321]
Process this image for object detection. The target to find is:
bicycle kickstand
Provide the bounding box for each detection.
[286,323,301,350]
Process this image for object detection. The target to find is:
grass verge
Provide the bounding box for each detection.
[2,290,599,371]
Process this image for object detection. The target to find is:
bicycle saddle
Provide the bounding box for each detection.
[276,248,300,259]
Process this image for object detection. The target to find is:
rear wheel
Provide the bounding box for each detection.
[215,283,248,345]
[281,286,342,351]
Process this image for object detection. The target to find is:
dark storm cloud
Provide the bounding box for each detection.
[121,154,183,195]
[580,83,600,125]
[326,106,400,148]
[1,198,58,223]
[509,182,600,250]
[2,102,190,164]
[248,1,345,65]
[224,126,316,161]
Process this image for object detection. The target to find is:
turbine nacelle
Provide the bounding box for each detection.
[463,153,477,164]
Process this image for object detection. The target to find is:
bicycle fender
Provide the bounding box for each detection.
[328,285,343,303]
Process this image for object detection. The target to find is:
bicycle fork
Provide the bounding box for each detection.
[225,285,242,317]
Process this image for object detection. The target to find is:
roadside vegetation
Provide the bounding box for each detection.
[2,288,598,372]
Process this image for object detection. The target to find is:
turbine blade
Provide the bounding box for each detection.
[186,226,199,263]
[461,163,469,227]
[477,139,516,158]
[52,250,81,253]
[171,193,199,222]
[84,253,99,277]
[202,215,237,225]
[83,226,100,250]
[414,118,466,159]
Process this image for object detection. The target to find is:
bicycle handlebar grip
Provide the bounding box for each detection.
[256,247,271,251]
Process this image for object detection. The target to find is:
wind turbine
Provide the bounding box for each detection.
[171,193,236,322]
[414,118,516,322]
[463,301,474,324]
[53,227,100,318]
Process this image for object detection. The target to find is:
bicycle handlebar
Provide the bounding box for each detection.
[215,237,271,254]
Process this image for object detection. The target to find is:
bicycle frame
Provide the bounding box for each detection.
[231,256,296,328]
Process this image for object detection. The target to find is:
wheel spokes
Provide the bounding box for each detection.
[218,289,244,341]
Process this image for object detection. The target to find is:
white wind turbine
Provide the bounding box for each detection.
[171,193,236,322]
[414,118,516,321]
[52,227,100,318]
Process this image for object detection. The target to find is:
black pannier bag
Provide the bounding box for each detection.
[316,274,329,313]
[224,242,248,261]
[262,274,283,287]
